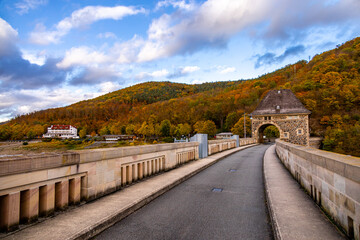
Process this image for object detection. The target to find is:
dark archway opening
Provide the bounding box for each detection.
[258,124,280,143]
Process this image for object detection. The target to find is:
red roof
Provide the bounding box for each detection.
[51,125,76,130]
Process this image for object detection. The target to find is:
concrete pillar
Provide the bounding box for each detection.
[55,180,69,210]
[20,188,39,223]
[126,165,132,184]
[132,164,137,181]
[144,161,148,177]
[69,178,81,205]
[156,159,159,173]
[0,192,20,232]
[147,161,151,175]
[80,176,88,201]
[39,184,55,217]
[151,160,155,174]
[138,163,143,180]
[190,134,208,158]
[121,167,126,186]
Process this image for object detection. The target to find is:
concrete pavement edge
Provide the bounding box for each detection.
[263,145,282,240]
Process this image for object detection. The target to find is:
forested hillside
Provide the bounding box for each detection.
[1,37,360,156]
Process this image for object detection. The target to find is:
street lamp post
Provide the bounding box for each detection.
[244,112,246,139]
[243,113,253,139]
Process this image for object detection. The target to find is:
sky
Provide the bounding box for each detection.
[0,0,359,122]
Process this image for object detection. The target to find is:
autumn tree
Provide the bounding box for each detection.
[194,120,216,136]
[225,112,240,131]
[160,119,171,137]
[126,124,135,135]
[79,128,87,138]
[231,116,251,138]
[99,126,110,136]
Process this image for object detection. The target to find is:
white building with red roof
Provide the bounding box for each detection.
[43,125,79,139]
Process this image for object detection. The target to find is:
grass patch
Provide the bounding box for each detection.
[20,139,94,151]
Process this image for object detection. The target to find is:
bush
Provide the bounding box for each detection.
[162,137,173,143]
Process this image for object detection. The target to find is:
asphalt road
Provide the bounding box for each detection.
[95,144,273,240]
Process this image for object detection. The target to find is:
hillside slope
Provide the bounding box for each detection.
[1,37,360,156]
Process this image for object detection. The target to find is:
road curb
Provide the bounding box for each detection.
[263,145,282,240]
[72,144,258,240]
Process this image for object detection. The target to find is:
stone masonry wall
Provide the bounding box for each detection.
[252,114,309,146]
[275,140,360,240]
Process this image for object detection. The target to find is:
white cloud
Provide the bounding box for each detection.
[137,0,269,62]
[30,5,145,45]
[135,69,169,80]
[219,67,236,74]
[21,49,47,65]
[0,88,95,121]
[15,0,47,15]
[156,0,195,11]
[66,65,123,85]
[112,35,145,64]
[0,18,18,56]
[99,81,121,93]
[57,47,110,69]
[181,66,200,74]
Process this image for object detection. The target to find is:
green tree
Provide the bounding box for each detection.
[27,130,35,139]
[126,124,135,135]
[160,119,171,137]
[99,126,110,136]
[0,125,11,140]
[194,121,205,134]
[263,126,280,138]
[203,120,217,136]
[194,120,216,136]
[231,116,251,137]
[178,123,191,136]
[79,128,87,138]
[224,112,240,131]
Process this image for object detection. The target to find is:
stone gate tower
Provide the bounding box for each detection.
[251,89,311,146]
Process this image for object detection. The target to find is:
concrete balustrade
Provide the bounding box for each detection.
[176,150,196,165]
[275,139,360,240]
[0,139,259,233]
[208,138,255,155]
[239,138,257,146]
[0,142,199,232]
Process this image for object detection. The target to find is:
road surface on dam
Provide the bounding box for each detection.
[95,144,273,240]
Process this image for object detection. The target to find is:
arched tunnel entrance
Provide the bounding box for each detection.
[257,124,280,143]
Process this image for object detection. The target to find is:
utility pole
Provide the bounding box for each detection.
[244,112,246,139]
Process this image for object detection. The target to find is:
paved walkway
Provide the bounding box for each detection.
[263,145,345,240]
[1,144,257,240]
[96,144,273,240]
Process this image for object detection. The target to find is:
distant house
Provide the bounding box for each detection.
[215,132,233,139]
[43,125,79,139]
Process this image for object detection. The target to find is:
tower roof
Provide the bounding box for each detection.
[251,89,311,116]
